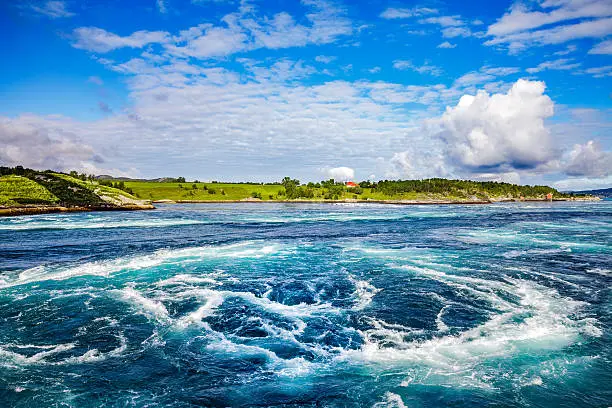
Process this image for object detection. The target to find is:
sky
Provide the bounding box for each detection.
[0,0,611,190]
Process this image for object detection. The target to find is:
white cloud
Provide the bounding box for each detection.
[387,150,451,180]
[392,60,442,76]
[453,65,519,89]
[368,66,381,73]
[29,1,75,18]
[589,39,612,54]
[434,79,557,172]
[420,15,465,27]
[71,1,352,57]
[241,58,317,82]
[437,41,456,49]
[565,140,612,177]
[164,1,352,59]
[315,55,337,63]
[584,65,612,78]
[0,115,100,172]
[488,0,612,36]
[380,7,438,19]
[526,58,581,73]
[441,26,472,38]
[156,0,167,13]
[486,11,612,53]
[323,166,355,181]
[72,27,170,53]
[553,175,612,191]
[553,44,577,55]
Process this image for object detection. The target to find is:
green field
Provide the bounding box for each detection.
[124,181,308,201]
[122,181,495,202]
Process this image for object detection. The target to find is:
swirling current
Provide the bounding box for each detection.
[0,202,610,407]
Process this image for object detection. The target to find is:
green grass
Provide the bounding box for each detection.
[121,181,451,202]
[124,181,286,201]
[0,175,59,206]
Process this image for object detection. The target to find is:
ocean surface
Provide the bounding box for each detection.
[0,202,610,407]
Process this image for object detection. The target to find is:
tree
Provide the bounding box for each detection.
[176,177,186,183]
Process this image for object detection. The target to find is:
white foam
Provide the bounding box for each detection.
[372,392,407,408]
[0,218,206,231]
[339,272,602,388]
[0,241,289,288]
[435,305,449,332]
[64,335,128,364]
[0,343,75,367]
[113,287,169,322]
[586,268,611,277]
[175,290,225,328]
[349,275,381,310]
[155,273,220,287]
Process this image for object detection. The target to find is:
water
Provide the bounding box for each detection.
[0,202,610,407]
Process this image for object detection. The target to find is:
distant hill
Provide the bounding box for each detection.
[569,187,612,198]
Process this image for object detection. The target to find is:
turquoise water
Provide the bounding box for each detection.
[0,202,610,407]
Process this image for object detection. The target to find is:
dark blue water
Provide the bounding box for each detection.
[0,202,610,407]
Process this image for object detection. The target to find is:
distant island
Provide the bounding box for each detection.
[0,166,599,216]
[567,187,612,198]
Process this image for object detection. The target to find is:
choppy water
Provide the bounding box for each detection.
[0,202,610,407]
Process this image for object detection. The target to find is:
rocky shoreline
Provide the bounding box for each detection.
[0,204,155,217]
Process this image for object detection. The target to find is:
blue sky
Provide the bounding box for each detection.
[0,0,610,189]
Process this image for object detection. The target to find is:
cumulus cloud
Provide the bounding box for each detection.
[387,150,451,180]
[323,167,355,181]
[434,79,556,172]
[0,116,100,172]
[565,140,612,177]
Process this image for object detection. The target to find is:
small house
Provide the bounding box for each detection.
[546,192,553,201]
[346,181,358,188]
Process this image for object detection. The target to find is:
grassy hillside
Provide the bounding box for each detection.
[0,167,152,209]
[0,175,60,206]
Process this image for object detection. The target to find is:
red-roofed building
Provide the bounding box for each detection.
[346,181,358,188]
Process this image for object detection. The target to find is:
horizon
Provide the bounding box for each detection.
[1,0,611,190]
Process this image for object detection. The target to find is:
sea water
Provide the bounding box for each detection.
[0,202,610,407]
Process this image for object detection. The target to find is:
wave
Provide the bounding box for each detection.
[339,270,602,388]
[0,241,291,288]
[0,217,206,231]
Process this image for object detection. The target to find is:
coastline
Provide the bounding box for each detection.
[156,197,600,205]
[0,197,600,217]
[0,204,155,217]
